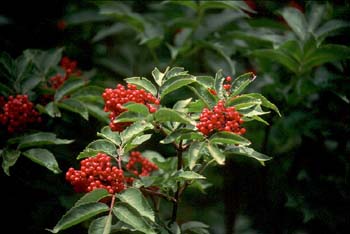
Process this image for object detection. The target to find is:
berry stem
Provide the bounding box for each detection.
[171,140,184,224]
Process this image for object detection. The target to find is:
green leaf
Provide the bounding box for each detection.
[152,67,168,87]
[113,203,156,234]
[155,108,196,125]
[65,9,110,25]
[188,83,217,109]
[251,49,299,73]
[21,75,41,93]
[244,93,281,116]
[97,126,121,146]
[176,170,206,180]
[117,188,155,222]
[209,131,251,146]
[280,7,308,41]
[58,98,89,120]
[160,74,196,98]
[315,20,350,40]
[22,148,61,174]
[48,203,109,233]
[54,78,86,101]
[181,221,209,232]
[226,146,272,166]
[188,141,205,170]
[85,139,117,156]
[214,69,225,99]
[1,149,20,176]
[85,103,109,124]
[92,22,127,43]
[114,111,145,123]
[45,102,61,117]
[173,98,192,112]
[303,44,350,69]
[88,215,112,234]
[230,72,256,96]
[131,134,152,145]
[279,40,303,63]
[13,132,73,149]
[160,128,197,144]
[125,76,158,96]
[74,189,110,207]
[123,102,150,116]
[121,121,153,144]
[77,148,102,160]
[207,143,225,165]
[239,104,270,117]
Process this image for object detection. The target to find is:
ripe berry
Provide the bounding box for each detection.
[125,151,158,184]
[102,84,160,131]
[196,100,246,136]
[0,94,41,133]
[65,153,125,194]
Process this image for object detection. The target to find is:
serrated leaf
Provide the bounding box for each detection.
[209,131,251,146]
[48,203,109,233]
[85,139,117,156]
[125,77,158,96]
[245,93,281,116]
[188,141,205,170]
[239,104,270,117]
[114,111,145,123]
[77,148,102,160]
[155,108,195,125]
[54,78,86,101]
[226,146,272,166]
[22,148,61,174]
[230,72,256,96]
[88,215,112,234]
[97,126,121,146]
[58,98,89,120]
[152,67,168,87]
[160,74,196,98]
[1,149,20,176]
[177,170,206,180]
[188,83,217,109]
[173,98,192,112]
[160,128,197,144]
[214,69,225,99]
[131,134,152,145]
[74,189,110,207]
[113,203,156,234]
[207,143,225,165]
[123,102,150,116]
[45,102,61,117]
[13,132,73,149]
[117,188,155,222]
[121,121,153,144]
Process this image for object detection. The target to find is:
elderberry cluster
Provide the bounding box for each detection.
[102,84,160,131]
[48,56,82,90]
[196,100,246,136]
[0,94,41,134]
[65,151,159,194]
[126,151,158,177]
[65,153,125,194]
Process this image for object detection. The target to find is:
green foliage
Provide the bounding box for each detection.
[1,1,349,234]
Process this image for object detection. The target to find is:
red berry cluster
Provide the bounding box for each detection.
[0,94,41,133]
[196,100,246,136]
[65,153,125,194]
[102,84,160,132]
[126,151,158,178]
[66,151,158,194]
[48,56,81,90]
[207,76,232,96]
[223,76,232,92]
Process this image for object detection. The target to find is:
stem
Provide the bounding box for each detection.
[108,195,116,216]
[140,187,177,203]
[171,140,184,223]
